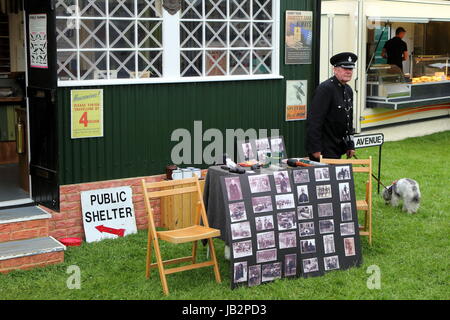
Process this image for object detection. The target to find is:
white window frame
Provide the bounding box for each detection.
[56,0,282,87]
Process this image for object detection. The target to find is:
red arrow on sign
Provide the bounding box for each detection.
[95,225,125,237]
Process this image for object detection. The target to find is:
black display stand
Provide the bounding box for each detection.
[220,164,363,289]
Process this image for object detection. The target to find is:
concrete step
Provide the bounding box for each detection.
[0,206,52,243]
[0,236,66,273]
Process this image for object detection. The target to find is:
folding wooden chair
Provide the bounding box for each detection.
[141,177,221,295]
[320,156,373,245]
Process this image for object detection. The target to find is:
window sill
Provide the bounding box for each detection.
[57,74,285,87]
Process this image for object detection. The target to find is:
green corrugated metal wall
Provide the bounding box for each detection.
[58,0,319,185]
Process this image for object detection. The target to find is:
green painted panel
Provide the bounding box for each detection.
[58,0,319,185]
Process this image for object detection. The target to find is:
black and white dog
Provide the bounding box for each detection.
[382,178,421,214]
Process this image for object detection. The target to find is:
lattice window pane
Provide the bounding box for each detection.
[57,51,78,81]
[180,50,203,77]
[205,0,227,19]
[79,0,107,17]
[206,50,227,76]
[206,22,227,48]
[80,51,107,80]
[138,21,162,48]
[181,0,203,19]
[109,20,135,48]
[109,51,136,78]
[138,51,163,78]
[230,0,250,20]
[230,22,250,48]
[79,20,107,49]
[56,19,77,49]
[253,22,272,47]
[230,50,250,75]
[253,0,272,20]
[109,0,134,17]
[181,21,203,48]
[137,0,163,18]
[56,0,76,17]
[252,50,272,75]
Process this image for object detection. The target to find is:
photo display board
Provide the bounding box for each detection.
[220,164,362,289]
[237,136,287,163]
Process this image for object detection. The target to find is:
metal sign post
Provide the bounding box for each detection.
[354,133,385,193]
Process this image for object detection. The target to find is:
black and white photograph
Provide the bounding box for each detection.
[234,261,248,283]
[232,240,253,259]
[270,137,284,153]
[242,142,255,160]
[248,174,271,194]
[340,202,352,221]
[324,255,340,271]
[279,231,297,249]
[275,193,295,210]
[299,222,315,237]
[340,222,355,236]
[314,167,330,181]
[273,171,291,193]
[319,219,335,234]
[277,211,297,231]
[318,203,333,217]
[316,184,332,199]
[231,221,252,240]
[255,138,270,151]
[252,195,273,214]
[248,265,261,287]
[255,215,275,231]
[257,149,271,162]
[339,182,351,201]
[302,257,319,273]
[300,239,316,254]
[285,254,297,276]
[293,169,310,184]
[262,262,282,282]
[257,231,276,250]
[297,185,310,204]
[256,248,277,264]
[323,234,335,254]
[225,177,243,201]
[228,202,247,223]
[344,237,356,256]
[336,165,351,180]
[297,205,313,220]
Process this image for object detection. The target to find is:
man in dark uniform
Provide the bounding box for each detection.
[382,27,408,71]
[306,52,357,161]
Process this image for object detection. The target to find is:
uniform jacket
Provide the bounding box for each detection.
[306,75,355,158]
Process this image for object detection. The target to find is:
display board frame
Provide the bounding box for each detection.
[220,164,363,289]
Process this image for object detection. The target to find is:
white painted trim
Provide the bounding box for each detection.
[162,9,180,78]
[58,74,284,87]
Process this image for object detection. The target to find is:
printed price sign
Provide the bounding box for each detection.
[71,89,103,139]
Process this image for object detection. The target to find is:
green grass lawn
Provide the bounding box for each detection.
[1,131,449,300]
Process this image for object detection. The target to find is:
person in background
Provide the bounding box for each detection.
[306,52,357,161]
[382,27,408,72]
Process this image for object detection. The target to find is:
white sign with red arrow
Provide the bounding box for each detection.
[81,186,137,243]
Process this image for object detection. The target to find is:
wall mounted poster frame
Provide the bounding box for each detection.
[220,165,362,289]
[285,11,313,65]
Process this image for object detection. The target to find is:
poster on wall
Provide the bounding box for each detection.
[29,13,48,69]
[81,186,138,243]
[71,89,104,139]
[285,11,313,65]
[220,165,362,289]
[286,80,308,121]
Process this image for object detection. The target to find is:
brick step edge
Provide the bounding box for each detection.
[0,236,66,273]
